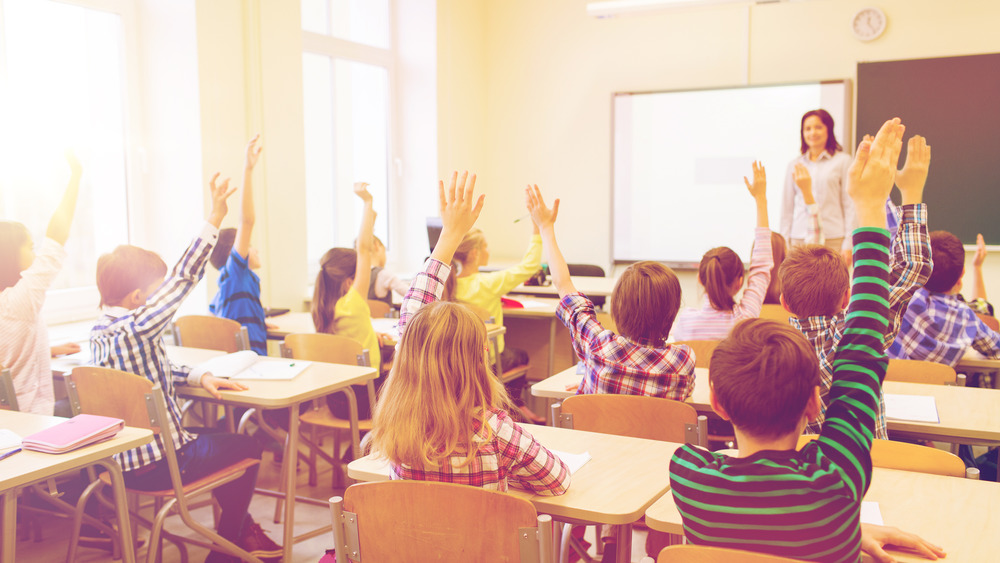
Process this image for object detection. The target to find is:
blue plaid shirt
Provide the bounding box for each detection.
[888,288,1000,366]
[90,223,218,472]
[791,203,931,439]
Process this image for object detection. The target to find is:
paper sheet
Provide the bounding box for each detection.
[549,449,592,475]
[0,429,21,450]
[884,394,940,423]
[236,360,312,380]
[860,501,884,525]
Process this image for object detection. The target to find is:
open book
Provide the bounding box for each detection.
[191,351,312,381]
[22,414,124,454]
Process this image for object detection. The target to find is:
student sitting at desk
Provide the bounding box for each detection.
[670,119,944,562]
[90,173,281,561]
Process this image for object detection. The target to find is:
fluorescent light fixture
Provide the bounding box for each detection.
[587,0,801,18]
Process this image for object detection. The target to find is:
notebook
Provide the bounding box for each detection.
[22,414,124,454]
[191,351,312,381]
[884,394,940,423]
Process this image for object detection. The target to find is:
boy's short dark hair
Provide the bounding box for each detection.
[210,228,237,270]
[925,230,964,293]
[610,261,681,343]
[97,245,168,307]
[710,318,821,438]
[778,245,849,318]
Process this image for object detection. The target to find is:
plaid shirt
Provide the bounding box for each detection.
[791,204,931,439]
[888,288,1000,366]
[557,294,695,399]
[392,258,570,495]
[90,223,218,473]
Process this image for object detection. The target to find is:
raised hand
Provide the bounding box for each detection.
[793,163,815,204]
[744,161,767,201]
[895,135,931,205]
[245,134,263,170]
[847,118,905,228]
[208,172,237,227]
[65,149,82,180]
[974,233,987,269]
[525,184,560,231]
[354,181,373,201]
[439,171,485,236]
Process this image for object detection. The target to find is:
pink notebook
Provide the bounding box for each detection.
[22,414,125,454]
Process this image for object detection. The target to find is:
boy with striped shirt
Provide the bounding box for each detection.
[669,120,944,562]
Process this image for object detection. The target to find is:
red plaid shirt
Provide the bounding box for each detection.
[557,294,695,399]
[391,259,570,495]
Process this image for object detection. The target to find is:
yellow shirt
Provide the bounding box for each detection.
[455,235,542,353]
[334,287,381,368]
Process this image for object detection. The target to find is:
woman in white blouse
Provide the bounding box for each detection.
[780,109,854,260]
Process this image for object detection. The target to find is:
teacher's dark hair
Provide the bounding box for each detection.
[799,109,842,156]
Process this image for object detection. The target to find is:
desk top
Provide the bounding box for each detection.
[348,424,678,524]
[502,298,561,318]
[511,277,617,298]
[644,466,1000,562]
[534,366,1000,444]
[0,411,153,492]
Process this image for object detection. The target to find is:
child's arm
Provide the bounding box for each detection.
[973,233,988,302]
[840,154,858,260]
[794,163,825,245]
[733,162,773,319]
[398,172,484,335]
[351,182,376,301]
[499,413,570,495]
[818,118,903,498]
[861,524,945,562]
[233,134,262,259]
[526,184,574,298]
[45,150,83,246]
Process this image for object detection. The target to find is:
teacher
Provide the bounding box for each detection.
[780,109,854,259]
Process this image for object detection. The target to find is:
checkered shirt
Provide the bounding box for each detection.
[888,288,1000,366]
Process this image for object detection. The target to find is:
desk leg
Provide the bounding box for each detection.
[615,522,632,563]
[547,318,557,378]
[281,409,301,562]
[95,459,137,563]
[1,490,15,563]
[342,387,362,460]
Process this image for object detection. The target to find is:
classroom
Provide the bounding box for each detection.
[3,0,1000,562]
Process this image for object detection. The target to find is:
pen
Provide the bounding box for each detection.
[513,214,529,223]
[289,363,295,367]
[0,448,22,461]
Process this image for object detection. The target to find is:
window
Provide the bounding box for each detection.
[302,0,393,271]
[0,0,139,322]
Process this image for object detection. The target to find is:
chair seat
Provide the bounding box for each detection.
[300,407,374,431]
[99,458,261,498]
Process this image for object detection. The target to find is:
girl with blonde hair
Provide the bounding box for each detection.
[370,171,569,494]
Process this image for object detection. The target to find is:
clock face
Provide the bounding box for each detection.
[853,7,887,41]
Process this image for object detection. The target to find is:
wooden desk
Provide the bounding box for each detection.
[0,411,153,563]
[510,276,617,299]
[347,424,679,562]
[645,466,1000,562]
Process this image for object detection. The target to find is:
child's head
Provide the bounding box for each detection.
[778,244,849,318]
[698,247,744,312]
[610,261,682,343]
[764,232,787,304]
[96,245,168,308]
[710,318,821,439]
[209,228,260,271]
[371,236,387,268]
[925,230,965,294]
[312,247,358,333]
[453,228,488,271]
[371,300,511,467]
[0,221,32,290]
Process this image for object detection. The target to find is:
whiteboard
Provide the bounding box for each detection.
[612,81,851,266]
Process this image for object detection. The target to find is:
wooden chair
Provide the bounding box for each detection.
[283,333,374,488]
[673,340,720,369]
[366,299,392,319]
[977,313,1000,331]
[171,315,249,352]
[330,481,554,563]
[0,368,17,411]
[555,394,707,447]
[885,359,958,385]
[651,545,803,562]
[758,304,791,324]
[65,366,261,563]
[797,435,967,478]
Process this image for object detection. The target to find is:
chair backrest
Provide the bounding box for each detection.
[567,264,606,277]
[366,299,392,319]
[656,545,802,562]
[758,304,791,324]
[0,368,18,411]
[558,394,705,445]
[282,333,369,366]
[172,315,249,353]
[797,435,966,477]
[673,340,720,369]
[334,481,552,563]
[67,366,158,431]
[977,313,1000,331]
[885,359,957,385]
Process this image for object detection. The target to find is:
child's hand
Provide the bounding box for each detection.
[744,161,766,201]
[525,184,560,231]
[439,171,485,235]
[792,163,815,204]
[65,149,83,179]
[894,135,931,205]
[245,134,263,170]
[200,374,248,400]
[208,172,237,227]
[354,181,373,202]
[860,523,945,563]
[974,233,987,269]
[50,343,81,357]
[847,118,904,227]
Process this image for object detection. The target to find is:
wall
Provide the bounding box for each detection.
[438,0,1000,305]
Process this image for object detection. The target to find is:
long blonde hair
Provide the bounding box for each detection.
[371,301,512,468]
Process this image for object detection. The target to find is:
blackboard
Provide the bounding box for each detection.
[858,53,1000,245]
